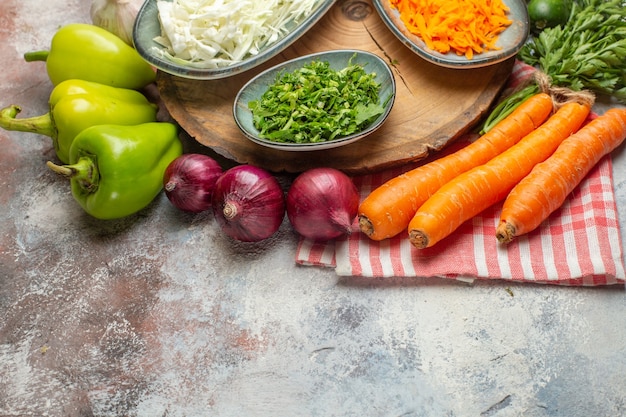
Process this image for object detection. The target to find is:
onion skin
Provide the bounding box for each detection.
[286,168,360,241]
[212,165,285,242]
[163,154,223,213]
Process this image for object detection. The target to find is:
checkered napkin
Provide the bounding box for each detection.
[295,61,626,286]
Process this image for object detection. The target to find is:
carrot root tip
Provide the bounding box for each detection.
[358,215,375,237]
[408,230,429,249]
[496,222,516,244]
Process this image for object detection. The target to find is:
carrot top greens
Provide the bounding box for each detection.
[248,58,385,144]
[519,0,626,100]
[480,0,626,134]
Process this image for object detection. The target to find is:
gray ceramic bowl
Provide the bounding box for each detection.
[132,0,336,79]
[233,49,396,151]
[372,0,529,69]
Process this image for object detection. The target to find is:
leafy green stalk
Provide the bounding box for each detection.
[479,84,539,134]
[520,0,626,100]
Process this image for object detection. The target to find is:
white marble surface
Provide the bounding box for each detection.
[1,1,625,416]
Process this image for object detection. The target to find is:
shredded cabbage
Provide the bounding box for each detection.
[154,0,322,68]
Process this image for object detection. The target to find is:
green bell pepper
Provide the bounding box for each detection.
[46,122,183,220]
[0,79,158,164]
[24,23,156,89]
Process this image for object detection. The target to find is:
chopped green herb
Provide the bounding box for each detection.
[248,57,385,143]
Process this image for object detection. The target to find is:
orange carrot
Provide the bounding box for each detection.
[390,0,512,59]
[496,108,626,244]
[358,93,553,241]
[408,100,591,249]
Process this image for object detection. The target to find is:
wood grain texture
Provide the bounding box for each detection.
[157,0,515,174]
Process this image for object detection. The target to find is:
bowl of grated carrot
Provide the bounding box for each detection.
[372,0,529,69]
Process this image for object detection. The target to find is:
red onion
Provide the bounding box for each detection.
[286,167,360,241]
[212,165,285,242]
[163,154,223,213]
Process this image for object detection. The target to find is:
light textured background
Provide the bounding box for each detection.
[1,1,625,416]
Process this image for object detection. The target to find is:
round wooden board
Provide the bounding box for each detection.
[157,0,515,175]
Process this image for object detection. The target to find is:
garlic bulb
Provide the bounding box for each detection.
[90,0,144,46]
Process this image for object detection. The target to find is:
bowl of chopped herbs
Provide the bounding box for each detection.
[233,50,396,151]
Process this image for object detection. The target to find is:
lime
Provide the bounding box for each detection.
[527,0,571,33]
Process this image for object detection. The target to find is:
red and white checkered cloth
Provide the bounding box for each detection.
[295,61,626,286]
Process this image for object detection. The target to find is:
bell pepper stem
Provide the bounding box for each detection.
[23,50,49,62]
[46,157,99,193]
[0,105,55,138]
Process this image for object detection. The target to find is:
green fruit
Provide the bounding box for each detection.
[527,0,571,33]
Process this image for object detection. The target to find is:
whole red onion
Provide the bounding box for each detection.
[163,154,223,213]
[212,165,285,242]
[286,167,360,241]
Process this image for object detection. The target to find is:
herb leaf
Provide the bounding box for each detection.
[248,57,384,143]
[480,0,626,133]
[518,0,626,101]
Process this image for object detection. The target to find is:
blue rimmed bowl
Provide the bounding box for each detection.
[233,49,396,152]
[372,0,529,69]
[133,0,337,79]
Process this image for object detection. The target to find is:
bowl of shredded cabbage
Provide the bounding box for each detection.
[233,50,396,151]
[133,0,336,79]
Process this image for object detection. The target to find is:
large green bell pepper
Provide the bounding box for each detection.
[24,23,156,89]
[46,122,183,220]
[0,79,158,164]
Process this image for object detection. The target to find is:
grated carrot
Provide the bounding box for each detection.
[390,0,513,59]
